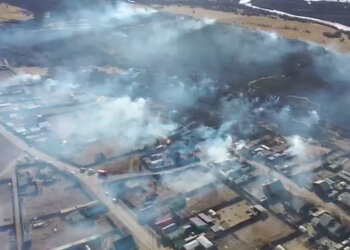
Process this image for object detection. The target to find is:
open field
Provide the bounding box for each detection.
[144,4,350,53]
[179,183,239,218]
[0,135,22,178]
[282,236,311,250]
[21,180,89,219]
[0,228,16,250]
[235,212,294,248]
[216,232,255,250]
[30,215,116,250]
[0,3,32,24]
[19,165,90,219]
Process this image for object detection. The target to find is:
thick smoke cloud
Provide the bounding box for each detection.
[50,96,176,151]
[2,1,350,162]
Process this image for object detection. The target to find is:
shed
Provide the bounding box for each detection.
[196,235,214,249]
[189,217,207,231]
[183,240,199,250]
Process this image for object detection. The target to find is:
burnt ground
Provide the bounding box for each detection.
[252,0,350,27]
[1,2,350,140]
[0,0,95,21]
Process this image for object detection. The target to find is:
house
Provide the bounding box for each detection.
[196,235,215,249]
[162,223,177,235]
[313,179,332,197]
[338,170,350,184]
[113,235,137,250]
[314,213,347,239]
[326,163,342,173]
[65,210,85,225]
[263,179,286,198]
[183,240,199,250]
[189,217,207,232]
[154,216,174,228]
[210,224,224,233]
[198,213,214,224]
[339,192,350,210]
[252,204,268,217]
[82,204,108,217]
[285,197,312,215]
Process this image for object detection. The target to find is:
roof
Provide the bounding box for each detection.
[65,210,84,223]
[196,235,214,248]
[263,179,285,196]
[189,217,207,228]
[253,204,267,213]
[317,213,345,238]
[340,192,350,207]
[314,180,332,193]
[167,227,184,241]
[113,235,137,250]
[287,197,309,212]
[83,204,108,217]
[198,213,214,223]
[319,213,334,228]
[18,175,29,186]
[162,223,177,234]
[338,170,350,184]
[183,240,199,250]
[210,224,223,233]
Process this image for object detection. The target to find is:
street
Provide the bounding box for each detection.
[0,123,169,250]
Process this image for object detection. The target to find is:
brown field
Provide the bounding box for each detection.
[0,135,22,178]
[180,183,239,218]
[282,236,312,250]
[30,215,115,250]
[216,232,254,250]
[20,166,90,219]
[0,3,33,24]
[137,4,350,53]
[102,156,141,174]
[235,212,294,248]
[0,228,16,250]
[12,67,48,76]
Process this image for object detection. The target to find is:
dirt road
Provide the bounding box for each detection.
[245,159,350,227]
[0,123,168,250]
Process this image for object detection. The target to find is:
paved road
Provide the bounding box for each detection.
[0,124,168,250]
[245,158,350,227]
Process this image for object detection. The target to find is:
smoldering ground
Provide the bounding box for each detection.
[1,2,350,159]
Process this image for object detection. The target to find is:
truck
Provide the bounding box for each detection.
[97,169,108,177]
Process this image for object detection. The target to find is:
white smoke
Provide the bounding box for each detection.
[111,2,157,20]
[182,18,215,31]
[50,96,177,152]
[200,136,232,163]
[9,74,42,84]
[286,135,309,162]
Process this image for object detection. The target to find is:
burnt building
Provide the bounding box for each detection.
[338,192,350,211]
[284,196,312,216]
[313,179,333,197]
[263,179,286,199]
[312,213,348,240]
